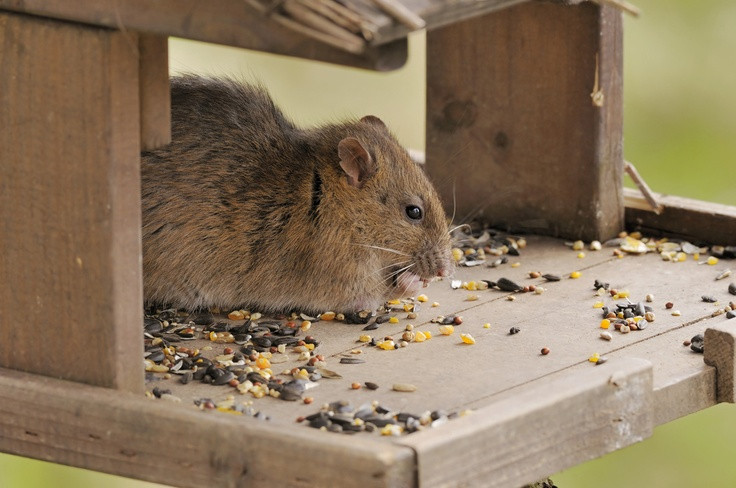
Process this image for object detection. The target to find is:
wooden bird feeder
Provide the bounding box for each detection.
[1,0,735,487]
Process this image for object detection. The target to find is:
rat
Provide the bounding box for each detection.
[141,75,452,313]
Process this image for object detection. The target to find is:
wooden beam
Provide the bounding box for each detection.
[426,1,624,241]
[705,323,736,404]
[139,34,171,151]
[0,368,416,488]
[0,11,143,392]
[625,188,736,244]
[399,358,653,488]
[0,0,408,70]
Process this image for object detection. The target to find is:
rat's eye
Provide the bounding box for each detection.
[405,205,423,220]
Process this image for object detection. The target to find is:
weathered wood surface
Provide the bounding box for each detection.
[399,358,653,488]
[705,323,736,403]
[2,235,734,487]
[625,188,736,245]
[0,11,143,391]
[139,34,171,151]
[0,368,416,488]
[0,0,408,70]
[426,2,624,241]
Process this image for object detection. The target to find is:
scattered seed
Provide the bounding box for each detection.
[715,269,731,280]
[453,316,463,325]
[392,383,417,392]
[671,310,682,317]
[497,277,523,292]
[439,325,454,335]
[593,301,604,309]
[540,347,550,355]
[600,319,611,329]
[600,332,612,341]
[460,333,475,345]
[702,296,717,303]
[570,271,582,279]
[588,353,600,363]
[358,334,372,343]
[534,286,545,294]
[483,323,491,329]
[303,397,314,405]
[529,271,541,278]
[577,252,585,259]
[320,312,336,321]
[729,283,736,296]
[406,312,417,319]
[506,295,516,301]
[543,274,561,282]
[620,325,631,334]
[590,240,602,251]
[572,240,585,251]
[509,327,520,335]
[665,302,674,309]
[644,312,655,322]
[706,256,719,265]
[432,301,440,307]
[228,310,245,321]
[690,334,704,353]
[413,331,427,342]
[388,317,399,324]
[646,294,654,302]
[466,294,479,301]
[351,382,361,390]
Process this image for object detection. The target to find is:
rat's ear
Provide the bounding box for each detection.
[338,137,376,189]
[360,115,388,131]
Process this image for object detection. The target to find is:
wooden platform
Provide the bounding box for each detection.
[3,235,734,487]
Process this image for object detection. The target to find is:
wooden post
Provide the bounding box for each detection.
[139,34,171,151]
[705,324,736,404]
[426,2,624,241]
[0,11,143,392]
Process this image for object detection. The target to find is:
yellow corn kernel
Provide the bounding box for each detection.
[413,331,427,342]
[439,325,454,335]
[707,256,719,265]
[570,271,582,279]
[388,317,399,324]
[600,319,611,329]
[460,333,476,345]
[593,301,604,309]
[358,334,372,343]
[452,248,464,262]
[483,323,491,329]
[417,294,428,302]
[588,353,600,364]
[378,340,396,350]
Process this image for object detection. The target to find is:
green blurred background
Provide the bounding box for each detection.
[2,0,734,486]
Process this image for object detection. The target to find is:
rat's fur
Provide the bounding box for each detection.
[141,76,452,313]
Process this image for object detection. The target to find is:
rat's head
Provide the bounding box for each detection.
[331,116,453,301]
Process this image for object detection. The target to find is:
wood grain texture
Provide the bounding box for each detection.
[426,2,624,241]
[0,368,416,488]
[625,188,736,245]
[704,323,736,403]
[398,358,653,488]
[139,34,171,151]
[0,12,143,391]
[0,0,408,70]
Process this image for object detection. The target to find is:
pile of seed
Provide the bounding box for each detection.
[143,309,327,403]
[298,400,466,436]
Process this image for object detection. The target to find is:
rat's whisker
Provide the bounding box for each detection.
[353,243,410,257]
[448,223,471,235]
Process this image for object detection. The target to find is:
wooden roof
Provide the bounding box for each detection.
[0,0,526,69]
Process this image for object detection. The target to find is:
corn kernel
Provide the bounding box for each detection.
[417,294,428,303]
[590,240,602,251]
[617,290,630,298]
[588,353,600,363]
[228,310,245,321]
[432,302,440,307]
[255,357,270,369]
[413,331,427,342]
[593,301,604,309]
[387,299,401,305]
[600,319,611,329]
[300,320,311,331]
[388,317,399,324]
[707,256,719,265]
[320,311,336,321]
[424,331,432,339]
[359,334,372,343]
[511,262,521,268]
[452,248,464,262]
[577,252,585,259]
[572,240,585,251]
[378,340,396,350]
[483,323,491,329]
[466,294,479,302]
[465,281,477,291]
[460,333,475,345]
[570,271,582,279]
[439,325,454,335]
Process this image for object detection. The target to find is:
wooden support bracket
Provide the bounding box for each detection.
[704,323,736,404]
[426,1,624,241]
[139,34,171,151]
[0,11,143,392]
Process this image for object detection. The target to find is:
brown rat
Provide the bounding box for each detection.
[141,76,452,313]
